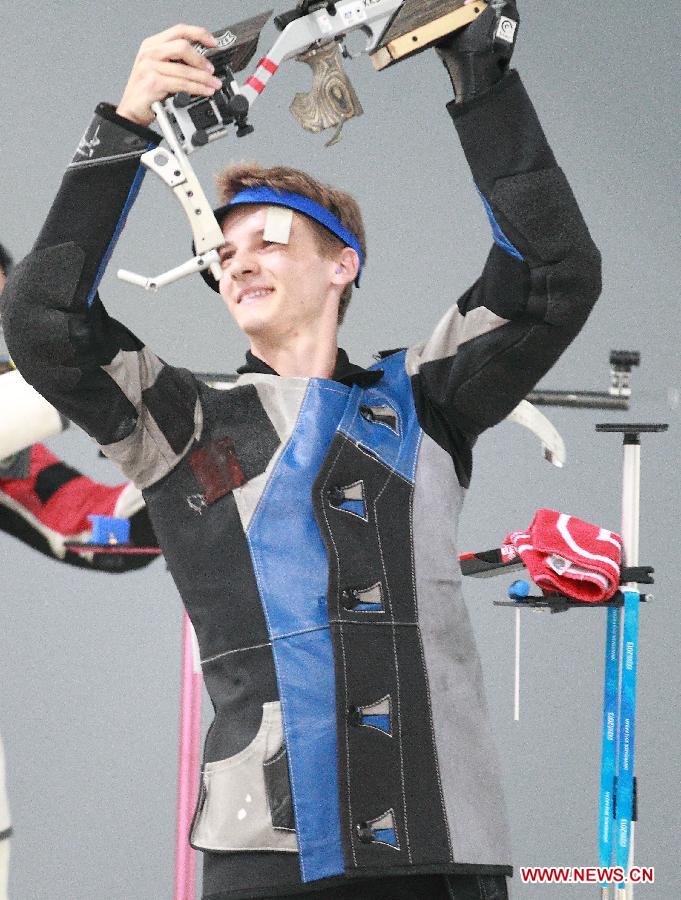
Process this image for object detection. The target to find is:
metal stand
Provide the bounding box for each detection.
[527,351,640,410]
[595,424,667,899]
[174,613,203,900]
[461,418,668,895]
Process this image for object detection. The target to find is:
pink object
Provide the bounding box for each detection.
[174,612,203,900]
[504,509,623,602]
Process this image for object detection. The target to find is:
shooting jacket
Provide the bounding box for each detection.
[1,71,601,899]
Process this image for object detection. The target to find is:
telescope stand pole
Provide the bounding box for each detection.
[617,433,640,900]
[596,423,667,900]
[174,612,203,900]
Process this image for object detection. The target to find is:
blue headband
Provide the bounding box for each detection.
[213,187,364,282]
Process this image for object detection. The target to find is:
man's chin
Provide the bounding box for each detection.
[234,310,278,340]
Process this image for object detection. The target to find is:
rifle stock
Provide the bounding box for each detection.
[371,0,488,70]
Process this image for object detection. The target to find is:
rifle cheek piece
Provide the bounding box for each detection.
[198,187,364,293]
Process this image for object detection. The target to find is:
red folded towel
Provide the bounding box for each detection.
[503,508,623,602]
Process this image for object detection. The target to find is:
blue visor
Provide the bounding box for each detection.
[212,187,363,284]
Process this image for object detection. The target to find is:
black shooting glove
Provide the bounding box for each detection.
[436,1,520,103]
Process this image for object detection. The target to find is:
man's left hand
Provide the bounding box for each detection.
[436,1,520,103]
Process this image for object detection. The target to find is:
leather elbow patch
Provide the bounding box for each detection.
[4,306,79,377]
[11,242,86,311]
[490,168,590,265]
[1,242,87,368]
[544,251,602,326]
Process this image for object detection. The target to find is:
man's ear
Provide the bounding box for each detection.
[330,247,360,287]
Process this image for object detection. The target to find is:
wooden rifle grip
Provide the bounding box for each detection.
[290,43,363,135]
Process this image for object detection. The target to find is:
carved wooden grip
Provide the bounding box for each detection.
[290,43,363,136]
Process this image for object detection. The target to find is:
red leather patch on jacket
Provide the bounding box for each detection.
[189,437,246,504]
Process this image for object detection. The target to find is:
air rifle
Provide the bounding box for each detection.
[117,1,491,292]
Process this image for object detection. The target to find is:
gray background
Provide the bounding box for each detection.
[1,1,679,897]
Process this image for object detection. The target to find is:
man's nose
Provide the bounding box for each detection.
[230,250,261,280]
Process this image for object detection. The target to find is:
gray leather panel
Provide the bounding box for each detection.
[100,395,202,489]
[412,433,511,866]
[406,306,509,376]
[102,346,164,404]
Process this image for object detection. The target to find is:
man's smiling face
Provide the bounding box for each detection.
[218,205,342,343]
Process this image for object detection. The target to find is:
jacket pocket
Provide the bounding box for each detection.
[191,701,298,852]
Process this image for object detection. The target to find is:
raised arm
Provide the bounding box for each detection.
[1,26,221,488]
[408,3,602,483]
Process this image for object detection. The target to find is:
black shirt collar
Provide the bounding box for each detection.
[236,348,383,388]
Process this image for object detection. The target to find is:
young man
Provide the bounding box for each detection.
[1,6,601,900]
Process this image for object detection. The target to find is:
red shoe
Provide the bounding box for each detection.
[0,443,158,571]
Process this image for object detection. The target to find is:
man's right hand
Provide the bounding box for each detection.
[116,24,223,127]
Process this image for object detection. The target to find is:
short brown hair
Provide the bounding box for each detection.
[215,163,366,324]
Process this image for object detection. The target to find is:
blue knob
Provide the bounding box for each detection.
[509,579,530,600]
[87,514,130,546]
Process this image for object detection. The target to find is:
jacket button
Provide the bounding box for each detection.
[356,822,374,844]
[347,706,362,727]
[327,486,345,506]
[341,587,358,606]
